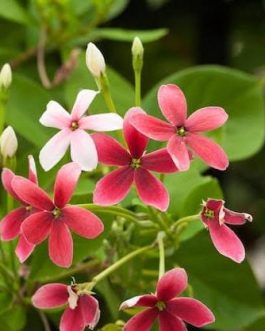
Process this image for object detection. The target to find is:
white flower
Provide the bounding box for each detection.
[0,126,18,158]
[86,43,106,78]
[0,63,12,89]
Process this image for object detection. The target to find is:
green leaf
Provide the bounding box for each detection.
[0,0,32,24]
[107,0,130,20]
[0,305,26,331]
[143,65,265,161]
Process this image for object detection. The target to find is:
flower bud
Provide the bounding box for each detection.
[132,37,144,58]
[0,63,12,89]
[0,126,18,159]
[86,43,106,78]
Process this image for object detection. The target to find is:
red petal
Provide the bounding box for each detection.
[32,283,68,309]
[167,136,190,171]
[79,295,100,329]
[141,148,178,173]
[200,199,224,225]
[123,308,158,331]
[134,168,169,211]
[60,305,84,331]
[15,234,35,263]
[120,295,158,310]
[224,207,252,225]
[1,207,27,240]
[1,168,23,203]
[159,311,187,331]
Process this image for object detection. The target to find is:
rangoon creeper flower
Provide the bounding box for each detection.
[0,155,37,262]
[39,89,123,171]
[0,126,18,159]
[0,63,12,89]
[93,108,178,211]
[86,43,106,78]
[130,84,229,171]
[12,162,104,268]
[32,283,100,331]
[200,199,252,263]
[120,268,215,331]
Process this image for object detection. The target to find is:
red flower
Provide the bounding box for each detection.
[12,162,104,268]
[120,268,215,331]
[0,155,37,262]
[32,283,100,331]
[200,199,252,263]
[92,108,178,211]
[130,84,229,171]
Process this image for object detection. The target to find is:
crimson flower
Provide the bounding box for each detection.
[200,199,252,263]
[32,283,100,331]
[120,268,215,331]
[130,84,229,171]
[12,162,104,268]
[0,155,37,262]
[92,108,178,211]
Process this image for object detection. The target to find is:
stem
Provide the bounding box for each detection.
[148,207,174,240]
[157,232,165,279]
[97,73,117,113]
[134,70,141,106]
[172,214,199,231]
[37,28,51,89]
[38,311,51,331]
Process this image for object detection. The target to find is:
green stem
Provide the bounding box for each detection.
[148,207,174,240]
[97,73,117,113]
[157,232,165,279]
[0,91,8,134]
[172,214,199,231]
[134,70,141,106]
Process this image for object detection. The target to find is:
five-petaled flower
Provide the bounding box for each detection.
[0,155,37,262]
[120,267,215,331]
[130,84,229,171]
[39,89,123,171]
[12,162,104,268]
[32,283,100,331]
[200,198,252,263]
[92,108,178,211]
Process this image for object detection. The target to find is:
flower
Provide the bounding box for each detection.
[86,43,106,78]
[12,162,104,268]
[120,268,215,331]
[132,37,144,58]
[92,108,178,211]
[32,283,100,331]
[0,155,37,262]
[0,126,18,159]
[39,89,123,171]
[200,199,253,263]
[130,84,229,171]
[0,63,12,89]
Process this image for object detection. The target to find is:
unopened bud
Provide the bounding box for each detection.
[0,126,18,158]
[86,43,106,78]
[132,37,144,58]
[0,63,12,89]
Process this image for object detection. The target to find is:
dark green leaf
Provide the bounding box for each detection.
[0,0,32,24]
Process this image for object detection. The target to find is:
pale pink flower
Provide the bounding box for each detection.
[39,89,123,171]
[200,199,253,263]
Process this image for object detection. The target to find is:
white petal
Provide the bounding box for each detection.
[79,113,123,131]
[71,89,99,120]
[40,101,71,129]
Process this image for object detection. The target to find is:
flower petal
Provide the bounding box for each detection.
[60,305,84,331]
[79,113,123,131]
[1,168,22,202]
[200,199,224,225]
[123,308,158,331]
[92,133,131,166]
[40,101,71,129]
[32,283,68,309]
[120,295,158,310]
[93,167,134,205]
[186,133,229,171]
[22,211,53,245]
[167,136,190,171]
[207,221,245,263]
[71,89,98,120]
[49,221,73,268]
[79,295,100,329]
[62,206,104,239]
[156,268,188,302]
[224,207,253,225]
[39,129,72,171]
[185,107,228,132]
[70,130,98,171]
[142,148,178,173]
[167,298,215,327]
[159,311,188,331]
[15,234,35,263]
[28,155,38,184]
[134,168,169,211]
[54,162,82,208]
[158,84,187,126]
[0,207,27,240]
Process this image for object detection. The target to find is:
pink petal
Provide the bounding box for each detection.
[92,133,131,166]
[54,162,82,208]
[167,298,215,327]
[207,221,245,263]
[156,268,188,302]
[79,295,100,329]
[200,199,224,225]
[124,108,149,158]
[142,148,178,173]
[93,166,134,205]
[1,168,22,202]
[12,177,54,211]
[120,295,158,310]
[167,136,190,171]
[71,89,98,120]
[158,84,187,126]
[185,107,228,132]
[186,133,229,170]
[28,155,38,184]
[60,305,84,331]
[62,206,104,239]
[49,221,73,268]
[159,311,188,331]
[224,207,253,225]
[134,168,169,211]
[70,130,98,171]
[40,101,71,129]
[130,113,174,141]
[123,308,158,331]
[22,211,53,245]
[79,113,123,131]
[39,129,72,171]
[0,207,27,240]
[15,234,35,263]
[32,283,68,309]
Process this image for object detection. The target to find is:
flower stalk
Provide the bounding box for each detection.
[132,37,144,106]
[157,232,165,279]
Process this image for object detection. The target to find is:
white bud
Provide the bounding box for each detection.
[86,42,106,78]
[132,37,144,57]
[0,63,12,89]
[0,126,18,158]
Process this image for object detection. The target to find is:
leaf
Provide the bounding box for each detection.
[0,305,26,331]
[0,0,32,25]
[107,0,130,20]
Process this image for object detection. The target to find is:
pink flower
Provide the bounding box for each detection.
[130,84,229,171]
[32,283,100,331]
[200,199,253,263]
[120,268,215,331]
[92,108,178,211]
[0,155,37,263]
[12,162,104,268]
[39,89,123,171]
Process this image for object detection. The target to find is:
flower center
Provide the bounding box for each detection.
[176,126,186,137]
[52,207,62,219]
[71,121,79,131]
[156,301,166,311]
[131,158,141,169]
[25,205,32,212]
[204,208,215,219]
